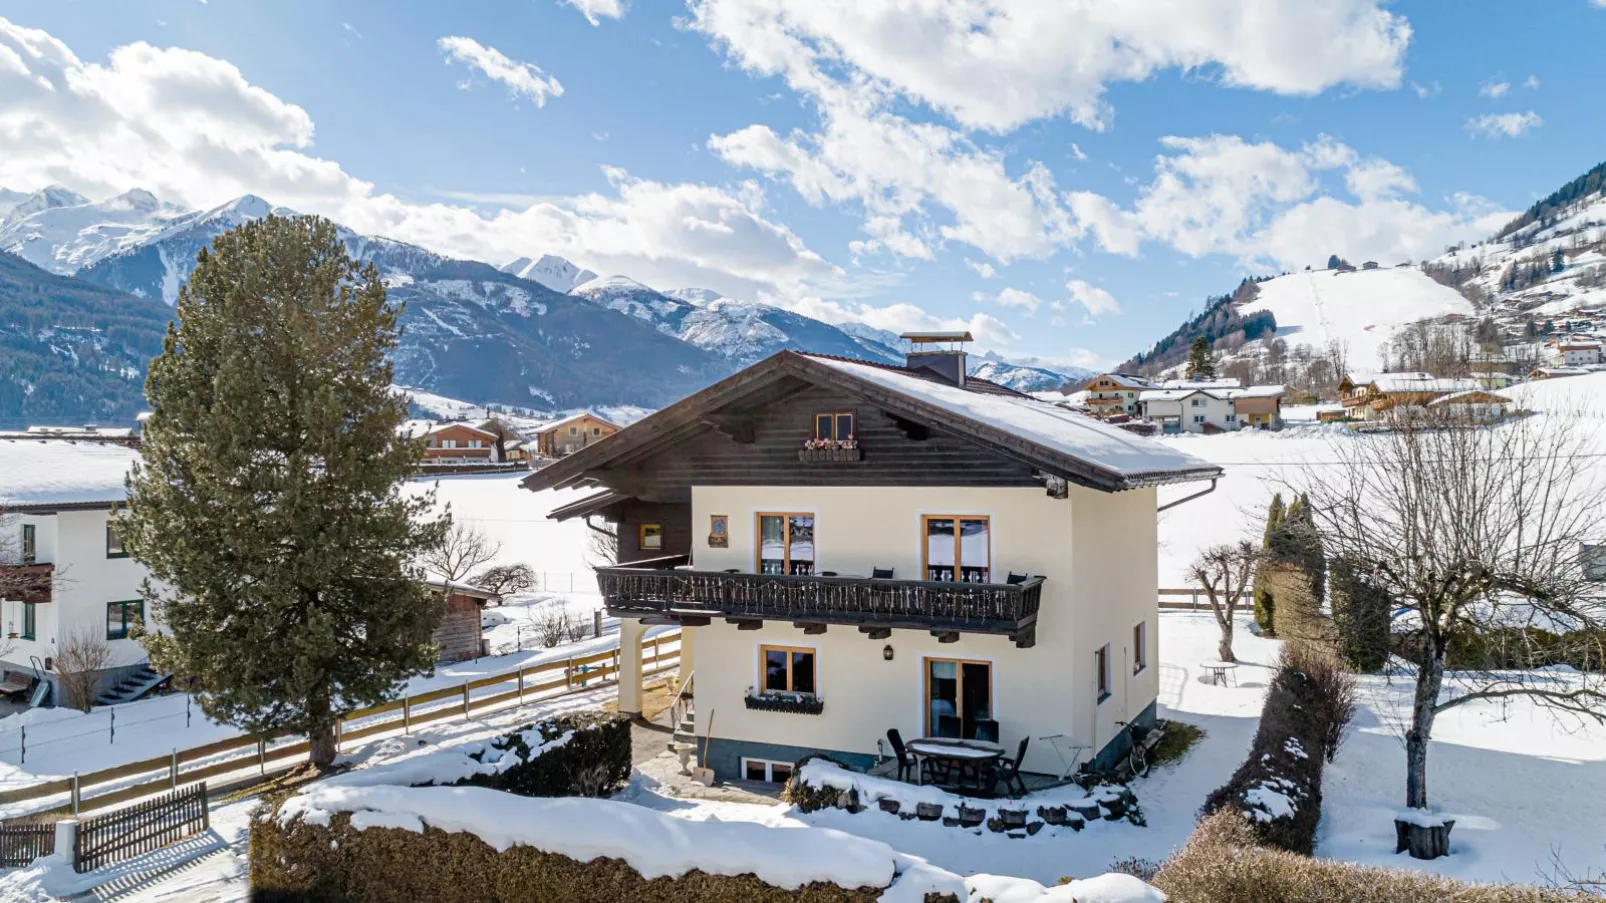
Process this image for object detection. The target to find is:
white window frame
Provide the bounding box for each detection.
[739,757,796,784]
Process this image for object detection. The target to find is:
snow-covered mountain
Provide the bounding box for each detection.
[568,274,904,367]
[499,254,597,293]
[0,186,186,276]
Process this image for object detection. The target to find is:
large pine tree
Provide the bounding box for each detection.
[122,215,447,769]
[1185,335,1216,379]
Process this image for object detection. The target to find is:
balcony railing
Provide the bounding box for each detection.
[595,560,1043,645]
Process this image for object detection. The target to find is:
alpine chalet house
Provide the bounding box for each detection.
[534,412,623,459]
[0,439,165,707]
[1080,374,1152,417]
[522,335,1221,781]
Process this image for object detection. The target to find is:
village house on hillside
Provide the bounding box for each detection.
[1546,338,1604,368]
[522,336,1221,781]
[0,440,164,708]
[1080,373,1152,416]
[1137,381,1285,434]
[1338,372,1482,422]
[533,412,622,459]
[398,420,504,465]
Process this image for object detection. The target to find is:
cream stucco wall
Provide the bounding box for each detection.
[684,484,1159,776]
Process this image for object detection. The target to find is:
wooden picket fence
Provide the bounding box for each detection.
[0,631,680,819]
[74,783,208,873]
[0,822,54,866]
[1159,588,1250,610]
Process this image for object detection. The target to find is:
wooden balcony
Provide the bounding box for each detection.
[596,557,1043,647]
[0,563,53,604]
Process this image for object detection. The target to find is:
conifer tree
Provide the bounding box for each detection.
[1253,493,1285,632]
[122,215,447,770]
[1186,335,1216,379]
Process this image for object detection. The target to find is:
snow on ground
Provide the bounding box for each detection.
[1238,267,1474,369]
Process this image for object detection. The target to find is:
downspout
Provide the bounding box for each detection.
[1157,478,1217,513]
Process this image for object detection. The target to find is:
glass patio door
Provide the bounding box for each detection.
[926,658,992,739]
[924,515,991,582]
[758,513,815,576]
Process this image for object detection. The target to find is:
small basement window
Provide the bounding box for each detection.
[813,411,855,441]
[639,523,663,551]
[741,758,795,784]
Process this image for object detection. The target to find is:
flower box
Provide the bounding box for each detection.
[743,691,825,715]
[797,446,863,464]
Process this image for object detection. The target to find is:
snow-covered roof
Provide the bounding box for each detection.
[1427,390,1513,407]
[1090,373,1151,389]
[0,439,140,509]
[804,355,1219,486]
[20,425,134,438]
[1221,385,1286,399]
[1138,388,1219,402]
[424,421,497,439]
[1158,377,1241,390]
[1370,374,1478,394]
[535,411,623,434]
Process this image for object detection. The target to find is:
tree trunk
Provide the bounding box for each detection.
[1405,639,1445,809]
[308,692,338,770]
[1217,612,1236,663]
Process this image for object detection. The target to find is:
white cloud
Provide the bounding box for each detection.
[1410,80,1441,98]
[1524,74,1540,89]
[438,36,563,107]
[563,0,626,26]
[1478,79,1510,99]
[687,0,1410,133]
[1070,143,1087,161]
[1065,279,1120,316]
[776,296,1018,347]
[974,287,1040,312]
[0,18,842,300]
[965,259,997,278]
[1466,111,1543,139]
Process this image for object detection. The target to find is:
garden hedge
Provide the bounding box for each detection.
[1154,811,1591,903]
[249,809,938,903]
[456,711,632,798]
[1329,558,1391,673]
[1199,643,1352,854]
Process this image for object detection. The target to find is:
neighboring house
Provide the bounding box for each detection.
[400,421,503,464]
[1139,388,1238,433]
[1080,374,1152,416]
[0,440,160,707]
[475,417,528,462]
[1223,385,1285,430]
[1157,377,1242,391]
[1548,339,1603,368]
[534,412,622,458]
[423,578,496,663]
[1341,373,1479,421]
[523,346,1221,781]
[1529,366,1590,381]
[1472,371,1517,390]
[1424,390,1513,424]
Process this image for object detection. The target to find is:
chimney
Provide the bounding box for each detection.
[901,331,973,387]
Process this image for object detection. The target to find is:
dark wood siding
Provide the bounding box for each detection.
[607,385,1039,502]
[432,593,484,662]
[617,500,691,562]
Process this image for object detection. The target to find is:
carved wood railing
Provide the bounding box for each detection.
[594,566,1043,637]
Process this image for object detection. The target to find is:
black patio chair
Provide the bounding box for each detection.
[974,718,1000,743]
[871,566,895,579]
[994,736,1030,798]
[886,728,919,782]
[1005,571,1030,585]
[936,713,962,738]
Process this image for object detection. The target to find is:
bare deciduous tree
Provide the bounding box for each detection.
[530,602,571,649]
[1188,541,1264,663]
[475,562,535,603]
[1293,405,1606,810]
[420,520,500,586]
[56,627,114,712]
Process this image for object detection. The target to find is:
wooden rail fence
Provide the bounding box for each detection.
[1158,588,1251,610]
[0,631,680,819]
[74,783,208,873]
[0,822,54,866]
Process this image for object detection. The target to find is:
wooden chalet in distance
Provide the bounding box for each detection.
[522,335,1221,783]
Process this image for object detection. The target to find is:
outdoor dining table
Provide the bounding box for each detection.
[906,737,1005,794]
[1200,660,1240,686]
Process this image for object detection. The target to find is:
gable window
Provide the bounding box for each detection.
[569,426,579,436]
[107,600,143,640]
[761,645,817,695]
[106,523,128,559]
[926,657,992,739]
[21,602,36,641]
[21,524,34,565]
[592,427,602,436]
[1095,644,1111,703]
[1190,398,1204,407]
[1133,622,1147,674]
[639,523,663,552]
[441,439,458,449]
[469,439,483,448]
[923,515,990,582]
[813,411,855,442]
[757,513,814,575]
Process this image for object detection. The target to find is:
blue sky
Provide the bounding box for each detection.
[3,1,1603,369]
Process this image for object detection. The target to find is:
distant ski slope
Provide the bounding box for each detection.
[1238,267,1474,368]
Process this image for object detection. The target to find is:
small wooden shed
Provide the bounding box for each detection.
[422,578,498,663]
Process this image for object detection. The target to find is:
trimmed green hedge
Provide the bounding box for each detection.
[250,810,924,903]
[456,712,632,798]
[1330,559,1391,673]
